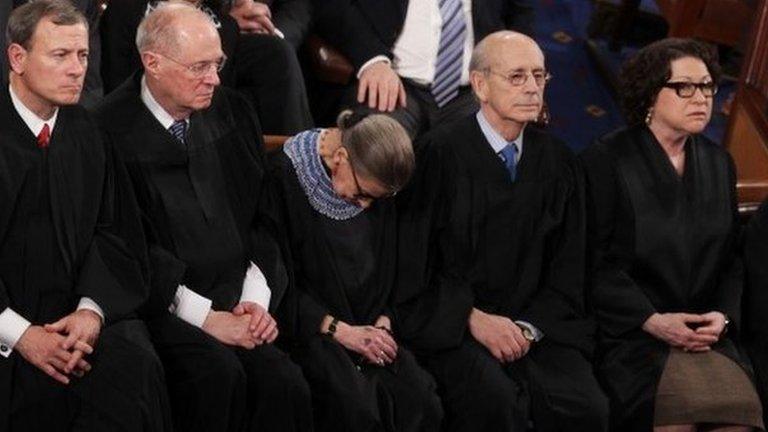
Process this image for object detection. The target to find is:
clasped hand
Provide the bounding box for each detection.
[332,315,398,366]
[469,308,531,363]
[16,309,101,385]
[642,311,726,352]
[202,302,278,349]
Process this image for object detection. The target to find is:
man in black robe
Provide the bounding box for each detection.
[99,0,312,135]
[0,1,170,430]
[94,3,313,432]
[396,31,609,432]
[1,0,103,107]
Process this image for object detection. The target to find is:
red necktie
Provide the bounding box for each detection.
[37,123,50,149]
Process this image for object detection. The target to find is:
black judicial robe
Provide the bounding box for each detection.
[269,152,396,341]
[269,149,442,432]
[581,125,747,431]
[0,88,158,428]
[93,73,289,319]
[395,116,594,354]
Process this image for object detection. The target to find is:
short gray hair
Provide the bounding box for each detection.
[6,0,87,50]
[135,1,208,54]
[336,109,414,194]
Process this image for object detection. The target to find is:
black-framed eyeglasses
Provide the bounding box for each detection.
[156,52,228,78]
[486,69,552,87]
[662,81,718,98]
[349,160,396,203]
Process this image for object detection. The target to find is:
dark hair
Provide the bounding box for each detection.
[619,38,721,125]
[6,0,87,50]
[336,108,414,195]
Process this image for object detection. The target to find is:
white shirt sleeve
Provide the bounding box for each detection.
[0,308,32,358]
[356,55,392,79]
[240,262,271,310]
[169,285,213,328]
[77,297,105,323]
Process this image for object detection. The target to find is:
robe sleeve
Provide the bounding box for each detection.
[393,136,474,351]
[713,154,743,331]
[581,142,657,338]
[75,139,151,323]
[516,154,592,347]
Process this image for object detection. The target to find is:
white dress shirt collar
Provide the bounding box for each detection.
[8,84,59,137]
[140,76,186,129]
[476,110,524,162]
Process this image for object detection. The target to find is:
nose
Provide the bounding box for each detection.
[67,53,87,77]
[523,72,539,93]
[691,87,708,104]
[202,67,220,86]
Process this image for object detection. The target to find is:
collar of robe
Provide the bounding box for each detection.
[283,129,364,220]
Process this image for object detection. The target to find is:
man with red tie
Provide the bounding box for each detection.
[0,1,171,430]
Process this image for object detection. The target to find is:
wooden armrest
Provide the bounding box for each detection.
[304,34,354,86]
[264,135,291,153]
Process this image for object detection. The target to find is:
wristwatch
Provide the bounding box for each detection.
[518,323,536,342]
[722,314,731,336]
[325,317,339,336]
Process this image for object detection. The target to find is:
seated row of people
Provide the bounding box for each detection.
[2,1,768,432]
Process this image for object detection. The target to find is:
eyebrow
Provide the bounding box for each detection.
[668,75,712,81]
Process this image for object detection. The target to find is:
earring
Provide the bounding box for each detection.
[645,108,653,125]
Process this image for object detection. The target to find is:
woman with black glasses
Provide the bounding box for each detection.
[581,38,763,432]
[269,109,442,432]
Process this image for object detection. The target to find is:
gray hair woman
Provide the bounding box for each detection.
[270,109,442,432]
[581,38,763,432]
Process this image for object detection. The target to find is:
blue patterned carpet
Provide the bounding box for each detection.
[535,0,733,152]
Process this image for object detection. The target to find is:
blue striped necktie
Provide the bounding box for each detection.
[432,0,466,108]
[169,119,188,144]
[499,143,518,181]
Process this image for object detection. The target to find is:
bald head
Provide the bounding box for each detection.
[470,31,544,73]
[136,1,219,56]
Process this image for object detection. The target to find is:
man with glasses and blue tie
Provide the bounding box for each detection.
[93,3,313,432]
[395,31,609,432]
[316,0,535,139]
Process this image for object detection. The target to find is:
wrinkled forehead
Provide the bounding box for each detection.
[172,16,222,59]
[492,40,545,71]
[29,18,88,51]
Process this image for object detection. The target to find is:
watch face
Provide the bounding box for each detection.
[522,327,535,341]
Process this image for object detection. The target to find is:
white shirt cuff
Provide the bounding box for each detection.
[169,285,213,328]
[515,320,544,342]
[357,55,391,79]
[273,27,284,39]
[240,261,271,309]
[77,297,105,323]
[0,308,32,358]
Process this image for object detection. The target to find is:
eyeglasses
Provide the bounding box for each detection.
[662,81,718,98]
[486,69,552,87]
[157,52,227,78]
[349,160,395,203]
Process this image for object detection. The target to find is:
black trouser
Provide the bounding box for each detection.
[9,320,172,432]
[294,334,443,432]
[420,338,610,432]
[233,34,314,135]
[147,314,313,432]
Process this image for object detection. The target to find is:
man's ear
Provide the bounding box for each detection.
[7,43,28,75]
[470,70,488,103]
[141,51,161,78]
